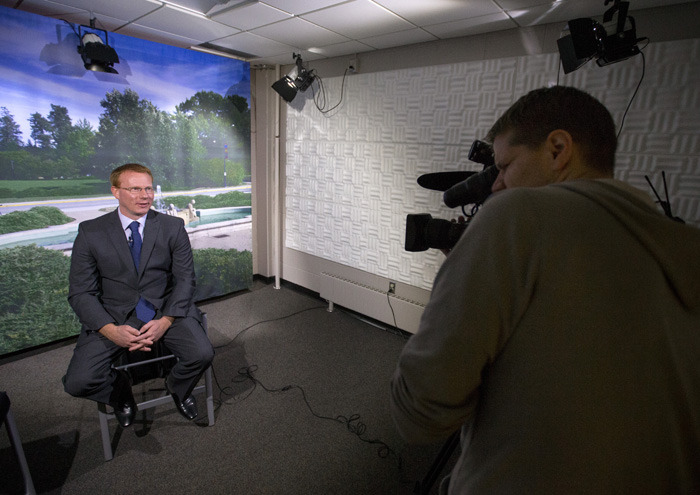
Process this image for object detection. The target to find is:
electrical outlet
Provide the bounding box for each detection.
[388,281,396,294]
[348,55,359,74]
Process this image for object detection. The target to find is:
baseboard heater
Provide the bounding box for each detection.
[319,272,425,334]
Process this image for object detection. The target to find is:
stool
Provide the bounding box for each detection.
[1,392,37,495]
[97,315,215,461]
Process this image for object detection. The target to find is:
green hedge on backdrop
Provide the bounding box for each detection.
[0,244,252,355]
[0,245,79,354]
[0,206,74,234]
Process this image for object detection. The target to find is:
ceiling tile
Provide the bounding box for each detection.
[168,0,243,14]
[301,0,414,39]
[507,1,604,27]
[260,0,349,16]
[0,0,83,17]
[118,22,204,48]
[210,2,292,31]
[251,17,349,48]
[375,0,502,25]
[5,0,698,66]
[213,31,296,57]
[0,0,131,29]
[38,0,161,22]
[134,4,239,42]
[361,27,438,50]
[423,12,516,38]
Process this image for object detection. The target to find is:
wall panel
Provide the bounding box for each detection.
[284,39,700,292]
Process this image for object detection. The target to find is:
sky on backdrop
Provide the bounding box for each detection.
[0,6,250,145]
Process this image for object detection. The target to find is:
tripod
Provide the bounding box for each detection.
[414,430,460,494]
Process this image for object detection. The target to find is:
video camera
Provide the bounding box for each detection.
[405,140,498,252]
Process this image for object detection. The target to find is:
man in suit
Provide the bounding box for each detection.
[63,163,214,427]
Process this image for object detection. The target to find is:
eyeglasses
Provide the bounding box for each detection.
[119,187,154,195]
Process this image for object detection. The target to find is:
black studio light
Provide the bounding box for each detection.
[76,18,119,74]
[272,53,316,102]
[557,0,646,74]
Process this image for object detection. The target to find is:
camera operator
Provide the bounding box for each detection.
[390,86,700,493]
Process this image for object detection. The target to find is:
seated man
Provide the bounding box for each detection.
[390,86,700,492]
[63,163,214,427]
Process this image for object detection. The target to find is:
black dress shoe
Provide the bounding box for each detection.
[113,399,138,428]
[165,381,198,421]
[110,370,137,428]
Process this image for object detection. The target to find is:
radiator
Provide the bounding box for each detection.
[319,272,425,334]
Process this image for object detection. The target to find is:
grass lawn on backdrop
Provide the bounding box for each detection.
[0,178,110,201]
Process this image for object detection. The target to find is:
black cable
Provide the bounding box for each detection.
[209,304,327,408]
[312,68,349,115]
[202,290,414,488]
[617,47,646,139]
[234,364,401,466]
[213,304,326,350]
[386,291,398,329]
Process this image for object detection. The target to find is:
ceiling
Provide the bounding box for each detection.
[2,0,697,66]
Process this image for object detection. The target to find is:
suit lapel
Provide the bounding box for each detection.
[140,209,160,277]
[106,210,137,275]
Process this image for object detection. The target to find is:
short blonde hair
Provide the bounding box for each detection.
[110,163,153,188]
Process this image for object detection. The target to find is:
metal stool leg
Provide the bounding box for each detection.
[205,365,215,426]
[97,403,115,461]
[4,408,37,495]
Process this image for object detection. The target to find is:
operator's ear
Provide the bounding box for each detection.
[545,129,573,171]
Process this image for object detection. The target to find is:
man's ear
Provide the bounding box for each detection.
[545,129,573,171]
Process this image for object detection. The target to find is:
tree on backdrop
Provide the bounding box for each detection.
[95,88,175,185]
[29,112,52,148]
[174,111,206,189]
[48,104,72,149]
[0,107,23,151]
[1,88,250,187]
[177,91,251,172]
[62,119,96,177]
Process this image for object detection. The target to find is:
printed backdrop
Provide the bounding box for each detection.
[0,6,252,355]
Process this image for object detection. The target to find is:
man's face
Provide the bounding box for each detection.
[111,171,154,220]
[491,131,557,192]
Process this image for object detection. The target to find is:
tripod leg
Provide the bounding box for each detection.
[415,430,460,495]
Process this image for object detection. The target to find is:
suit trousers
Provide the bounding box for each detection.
[63,315,214,406]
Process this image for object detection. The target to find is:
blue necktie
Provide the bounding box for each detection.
[128,221,156,322]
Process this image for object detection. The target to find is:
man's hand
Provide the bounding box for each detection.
[441,215,467,256]
[99,323,143,349]
[130,316,174,352]
[99,317,174,352]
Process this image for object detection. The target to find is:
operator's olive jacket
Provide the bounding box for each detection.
[391,179,700,493]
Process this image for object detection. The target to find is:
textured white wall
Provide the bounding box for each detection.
[285,39,700,291]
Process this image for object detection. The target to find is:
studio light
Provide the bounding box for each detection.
[76,19,120,74]
[272,53,316,102]
[557,0,646,74]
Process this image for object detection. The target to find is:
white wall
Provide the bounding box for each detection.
[252,2,700,332]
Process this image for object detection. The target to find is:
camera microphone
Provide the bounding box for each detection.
[443,165,499,208]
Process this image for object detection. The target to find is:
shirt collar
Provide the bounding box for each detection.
[117,209,146,233]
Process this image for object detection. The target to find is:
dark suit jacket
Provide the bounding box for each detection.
[68,209,201,333]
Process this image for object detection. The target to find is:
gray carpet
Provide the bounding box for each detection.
[0,280,454,494]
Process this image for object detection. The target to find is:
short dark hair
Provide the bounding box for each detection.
[486,86,617,173]
[110,163,153,188]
